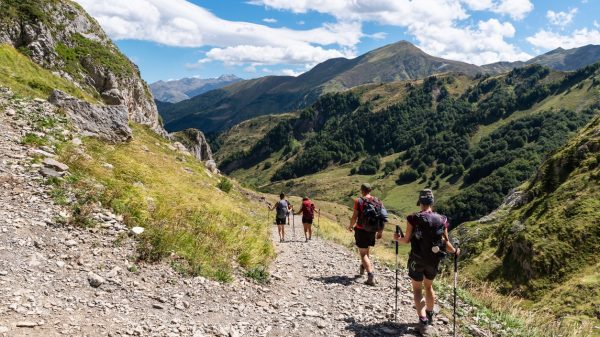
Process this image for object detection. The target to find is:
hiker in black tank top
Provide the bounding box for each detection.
[393,189,460,335]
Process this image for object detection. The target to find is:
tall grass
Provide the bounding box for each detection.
[59,124,274,281]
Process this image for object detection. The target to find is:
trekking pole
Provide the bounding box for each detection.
[292,212,296,241]
[453,239,460,337]
[317,210,320,239]
[394,225,404,322]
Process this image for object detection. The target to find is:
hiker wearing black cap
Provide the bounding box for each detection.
[295,196,317,242]
[348,183,386,286]
[394,189,460,335]
[269,193,292,242]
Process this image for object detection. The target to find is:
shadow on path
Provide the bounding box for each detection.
[309,275,361,286]
[344,317,420,337]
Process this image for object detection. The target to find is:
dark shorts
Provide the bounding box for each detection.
[408,256,440,281]
[354,228,376,249]
[302,217,313,224]
[275,217,286,225]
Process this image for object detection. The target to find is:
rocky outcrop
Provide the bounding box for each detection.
[49,90,132,143]
[0,0,166,137]
[170,128,214,162]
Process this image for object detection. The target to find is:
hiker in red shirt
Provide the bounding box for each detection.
[348,183,385,286]
[295,196,317,242]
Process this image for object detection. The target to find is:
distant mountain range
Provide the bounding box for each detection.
[150,74,243,103]
[159,41,600,133]
[482,44,600,73]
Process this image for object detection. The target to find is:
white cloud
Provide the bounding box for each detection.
[594,20,599,29]
[74,0,361,68]
[415,18,531,64]
[547,8,577,27]
[262,18,277,23]
[250,0,532,64]
[77,0,535,70]
[368,32,387,40]
[281,69,304,76]
[297,21,305,25]
[527,28,600,50]
[196,44,354,67]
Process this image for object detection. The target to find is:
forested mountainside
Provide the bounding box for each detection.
[457,115,600,326]
[218,63,600,226]
[160,41,485,133]
[160,43,600,135]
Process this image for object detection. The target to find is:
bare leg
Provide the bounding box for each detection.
[303,223,309,240]
[412,279,426,318]
[424,278,435,311]
[359,248,373,273]
[307,224,312,239]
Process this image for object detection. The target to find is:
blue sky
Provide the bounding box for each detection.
[75,0,600,83]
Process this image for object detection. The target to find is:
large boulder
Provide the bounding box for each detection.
[49,90,132,143]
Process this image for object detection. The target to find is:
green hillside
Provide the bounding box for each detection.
[161,41,485,133]
[457,115,600,328]
[161,43,600,135]
[219,64,600,224]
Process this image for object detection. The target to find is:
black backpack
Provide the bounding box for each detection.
[358,197,388,232]
[411,212,447,262]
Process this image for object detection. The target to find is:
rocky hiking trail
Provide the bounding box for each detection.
[0,94,457,336]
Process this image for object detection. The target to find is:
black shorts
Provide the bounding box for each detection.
[354,228,376,249]
[408,256,440,281]
[275,217,286,225]
[302,217,313,224]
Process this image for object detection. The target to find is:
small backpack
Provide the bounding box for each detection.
[302,200,315,219]
[276,200,289,218]
[411,212,447,262]
[358,197,388,232]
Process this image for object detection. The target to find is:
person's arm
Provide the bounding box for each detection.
[348,207,358,231]
[393,220,412,244]
[295,204,303,215]
[443,228,460,255]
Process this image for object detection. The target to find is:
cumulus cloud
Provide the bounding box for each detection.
[74,0,361,67]
[281,69,304,76]
[547,8,577,27]
[250,0,533,64]
[262,18,277,23]
[527,28,600,49]
[197,45,354,67]
[77,0,537,69]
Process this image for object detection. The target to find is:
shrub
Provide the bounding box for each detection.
[217,177,233,193]
[396,168,419,184]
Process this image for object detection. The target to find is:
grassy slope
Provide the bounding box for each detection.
[0,44,95,101]
[57,124,274,281]
[458,116,600,329]
[214,113,296,162]
[1,44,274,281]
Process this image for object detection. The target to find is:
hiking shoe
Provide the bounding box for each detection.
[426,310,435,325]
[364,275,376,286]
[418,319,430,336]
[359,264,365,276]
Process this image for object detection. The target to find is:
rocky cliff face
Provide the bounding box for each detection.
[0,0,166,136]
[170,128,214,162]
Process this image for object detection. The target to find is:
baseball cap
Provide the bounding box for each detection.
[417,189,434,206]
[361,183,372,191]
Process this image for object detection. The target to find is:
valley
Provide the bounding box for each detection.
[0,0,599,336]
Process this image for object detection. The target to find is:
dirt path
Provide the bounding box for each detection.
[0,91,456,337]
